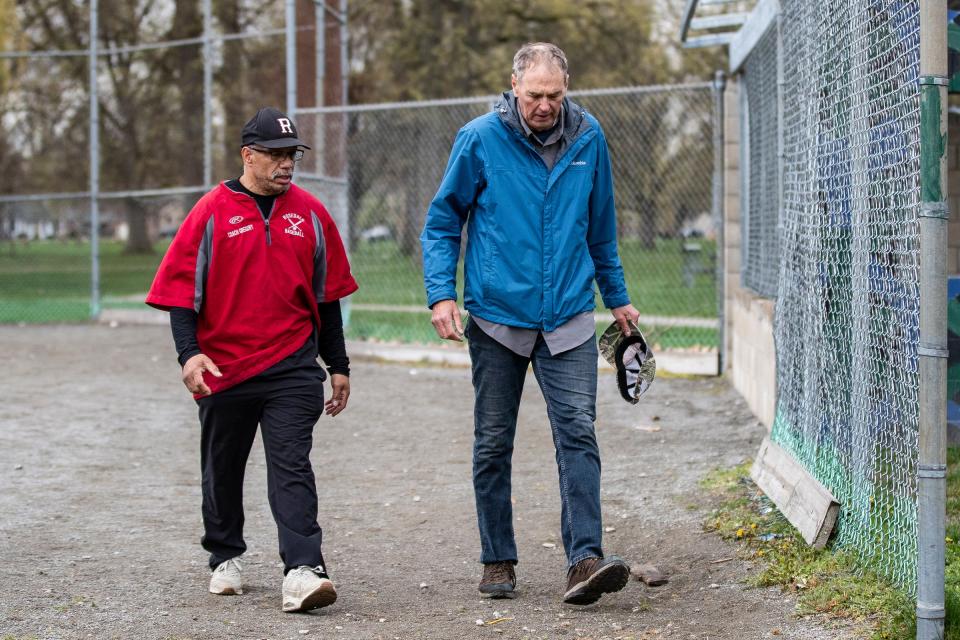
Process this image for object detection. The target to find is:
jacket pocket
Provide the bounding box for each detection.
[480,239,498,302]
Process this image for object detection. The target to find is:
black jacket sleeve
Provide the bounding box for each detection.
[317,301,349,376]
[169,306,202,367]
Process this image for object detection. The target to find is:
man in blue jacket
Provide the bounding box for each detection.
[421,42,641,605]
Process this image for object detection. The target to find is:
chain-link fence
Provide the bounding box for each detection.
[741,0,923,593]
[2,85,719,351]
[0,0,296,322]
[1,0,720,351]
[297,84,720,350]
[1,0,722,347]
[0,190,206,323]
[741,24,781,299]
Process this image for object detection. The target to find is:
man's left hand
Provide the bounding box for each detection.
[326,373,350,417]
[611,304,641,335]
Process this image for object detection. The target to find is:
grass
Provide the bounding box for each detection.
[0,237,719,347]
[346,309,443,344]
[700,462,920,639]
[945,447,960,636]
[351,237,718,318]
[0,239,167,323]
[0,239,166,300]
[346,307,718,350]
[617,236,718,318]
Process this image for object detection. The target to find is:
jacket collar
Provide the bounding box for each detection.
[494,90,590,146]
[221,179,297,203]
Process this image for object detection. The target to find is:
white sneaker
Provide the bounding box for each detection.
[281,565,337,612]
[209,558,243,595]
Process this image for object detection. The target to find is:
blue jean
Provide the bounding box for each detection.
[466,317,603,568]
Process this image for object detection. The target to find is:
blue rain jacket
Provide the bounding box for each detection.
[421,92,629,331]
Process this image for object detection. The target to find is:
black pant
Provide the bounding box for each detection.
[197,339,327,573]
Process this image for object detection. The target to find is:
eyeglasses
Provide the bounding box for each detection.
[248,146,304,162]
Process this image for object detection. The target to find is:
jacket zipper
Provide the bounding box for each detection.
[264,200,277,246]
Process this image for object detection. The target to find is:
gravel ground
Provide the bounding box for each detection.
[0,325,860,640]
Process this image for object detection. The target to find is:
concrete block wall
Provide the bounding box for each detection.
[722,78,739,367]
[729,290,777,427]
[722,75,778,430]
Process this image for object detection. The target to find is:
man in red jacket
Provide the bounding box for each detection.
[146,107,358,613]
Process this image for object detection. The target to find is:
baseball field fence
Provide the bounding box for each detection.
[735,1,947,631]
[295,84,720,351]
[0,0,723,357]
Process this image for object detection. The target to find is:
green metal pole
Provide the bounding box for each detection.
[916,1,948,638]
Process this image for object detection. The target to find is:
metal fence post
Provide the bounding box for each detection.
[88,0,100,320]
[712,70,726,375]
[339,0,348,124]
[202,0,212,189]
[916,1,948,639]
[285,0,297,119]
[340,0,350,328]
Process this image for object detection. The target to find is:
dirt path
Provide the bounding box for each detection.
[0,325,857,640]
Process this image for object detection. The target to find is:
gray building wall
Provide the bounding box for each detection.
[722,75,777,429]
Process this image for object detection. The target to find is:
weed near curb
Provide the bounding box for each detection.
[700,462,914,639]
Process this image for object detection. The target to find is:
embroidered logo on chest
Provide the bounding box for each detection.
[228,215,244,225]
[282,213,305,238]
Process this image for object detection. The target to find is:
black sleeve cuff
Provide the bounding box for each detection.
[317,301,350,376]
[178,348,203,368]
[169,306,201,367]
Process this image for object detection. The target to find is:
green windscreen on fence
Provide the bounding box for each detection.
[768,0,921,593]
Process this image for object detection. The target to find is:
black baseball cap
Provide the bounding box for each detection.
[241,107,311,150]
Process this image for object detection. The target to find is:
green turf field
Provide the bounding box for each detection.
[0,237,718,348]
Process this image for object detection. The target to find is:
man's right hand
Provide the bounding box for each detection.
[430,299,464,342]
[182,353,222,396]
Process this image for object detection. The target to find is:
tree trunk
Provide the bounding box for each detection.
[123,197,154,254]
[170,0,204,187]
[297,0,316,110]
[216,0,246,177]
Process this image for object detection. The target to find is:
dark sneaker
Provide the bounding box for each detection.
[479,561,516,599]
[563,556,630,605]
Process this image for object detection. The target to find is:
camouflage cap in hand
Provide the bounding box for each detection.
[598,320,656,404]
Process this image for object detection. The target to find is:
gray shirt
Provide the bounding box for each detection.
[473,102,595,357]
[473,311,596,357]
[518,101,567,171]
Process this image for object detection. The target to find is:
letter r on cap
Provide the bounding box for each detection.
[277,118,293,134]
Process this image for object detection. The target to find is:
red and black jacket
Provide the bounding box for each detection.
[147,182,358,395]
